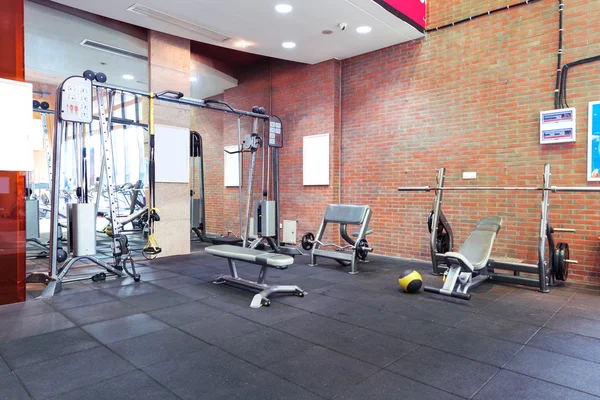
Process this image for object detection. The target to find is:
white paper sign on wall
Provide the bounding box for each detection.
[224,145,241,187]
[154,124,189,183]
[303,133,330,186]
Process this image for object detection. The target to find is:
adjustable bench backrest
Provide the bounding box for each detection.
[323,204,370,225]
[458,216,503,270]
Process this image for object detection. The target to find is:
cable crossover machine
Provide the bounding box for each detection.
[397,164,600,300]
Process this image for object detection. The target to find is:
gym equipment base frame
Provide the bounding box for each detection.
[206,245,306,308]
[306,204,373,274]
[398,164,582,299]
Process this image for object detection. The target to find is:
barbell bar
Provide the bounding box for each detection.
[398,186,600,192]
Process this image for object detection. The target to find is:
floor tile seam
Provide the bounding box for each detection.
[500,364,600,398]
[58,300,145,327]
[468,368,502,399]
[381,365,471,399]
[2,364,35,400]
[44,294,117,311]
[189,343,330,400]
[267,310,427,352]
[420,339,520,370]
[0,324,76,347]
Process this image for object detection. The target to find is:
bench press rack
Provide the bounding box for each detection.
[397,164,594,298]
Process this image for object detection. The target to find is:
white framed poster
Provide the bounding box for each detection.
[303,133,329,186]
[224,145,241,187]
[588,101,600,181]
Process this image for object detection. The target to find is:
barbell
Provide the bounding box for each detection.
[398,186,600,192]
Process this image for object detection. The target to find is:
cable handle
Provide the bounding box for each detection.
[155,90,184,99]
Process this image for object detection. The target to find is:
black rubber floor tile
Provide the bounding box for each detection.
[108,327,209,368]
[321,326,418,367]
[139,270,182,281]
[179,313,263,345]
[420,293,495,311]
[231,302,309,326]
[150,275,203,290]
[570,292,600,306]
[0,374,30,400]
[313,283,373,301]
[14,346,135,400]
[266,345,379,399]
[277,291,347,312]
[218,328,313,368]
[273,313,354,345]
[199,291,256,312]
[290,276,337,291]
[426,327,522,367]
[547,313,600,339]
[148,301,222,326]
[60,300,140,326]
[316,302,391,327]
[496,292,567,313]
[46,370,179,400]
[455,313,540,344]
[0,312,75,343]
[506,346,600,396]
[336,369,462,400]
[0,356,8,375]
[309,270,360,284]
[392,299,473,326]
[120,289,193,312]
[527,328,600,363]
[387,346,499,398]
[52,282,95,296]
[99,282,164,298]
[142,347,256,400]
[45,290,115,311]
[479,301,554,326]
[82,313,169,344]
[0,327,99,369]
[473,369,597,400]
[0,299,54,318]
[172,282,223,300]
[559,302,600,321]
[238,369,324,400]
[368,313,449,344]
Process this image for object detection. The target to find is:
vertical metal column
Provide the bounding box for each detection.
[272,139,280,246]
[41,113,52,184]
[537,163,551,293]
[237,116,243,239]
[430,168,446,275]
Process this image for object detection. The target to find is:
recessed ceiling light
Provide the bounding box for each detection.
[190,77,198,82]
[275,4,292,13]
[122,74,135,80]
[234,40,252,48]
[356,26,372,34]
[282,41,296,49]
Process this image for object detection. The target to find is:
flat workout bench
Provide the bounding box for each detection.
[206,245,306,308]
[424,216,503,300]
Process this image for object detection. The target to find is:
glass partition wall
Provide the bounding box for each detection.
[24,0,149,266]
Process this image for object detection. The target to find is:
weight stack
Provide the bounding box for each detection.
[67,203,96,256]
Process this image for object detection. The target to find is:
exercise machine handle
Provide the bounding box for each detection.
[205,99,236,112]
[155,90,184,99]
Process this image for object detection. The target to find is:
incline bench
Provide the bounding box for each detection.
[309,204,373,274]
[424,216,503,300]
[206,245,306,308]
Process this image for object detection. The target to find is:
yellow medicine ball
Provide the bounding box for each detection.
[398,270,423,293]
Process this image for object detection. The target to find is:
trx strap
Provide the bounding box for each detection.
[143,93,162,258]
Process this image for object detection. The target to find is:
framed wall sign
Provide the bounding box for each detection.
[588,101,600,181]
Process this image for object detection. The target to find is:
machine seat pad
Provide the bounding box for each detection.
[323,204,370,225]
[352,228,374,237]
[443,252,476,273]
[456,216,503,270]
[205,245,294,268]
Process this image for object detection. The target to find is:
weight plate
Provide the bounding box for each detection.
[301,232,314,251]
[554,242,569,281]
[357,239,369,260]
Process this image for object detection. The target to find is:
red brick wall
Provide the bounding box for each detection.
[200,0,600,285]
[342,0,600,284]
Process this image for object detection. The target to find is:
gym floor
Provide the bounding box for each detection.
[3,252,600,400]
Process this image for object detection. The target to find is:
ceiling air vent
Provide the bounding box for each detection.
[127,3,231,43]
[79,39,148,61]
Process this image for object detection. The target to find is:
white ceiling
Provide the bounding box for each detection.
[25,1,149,89]
[48,0,425,65]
